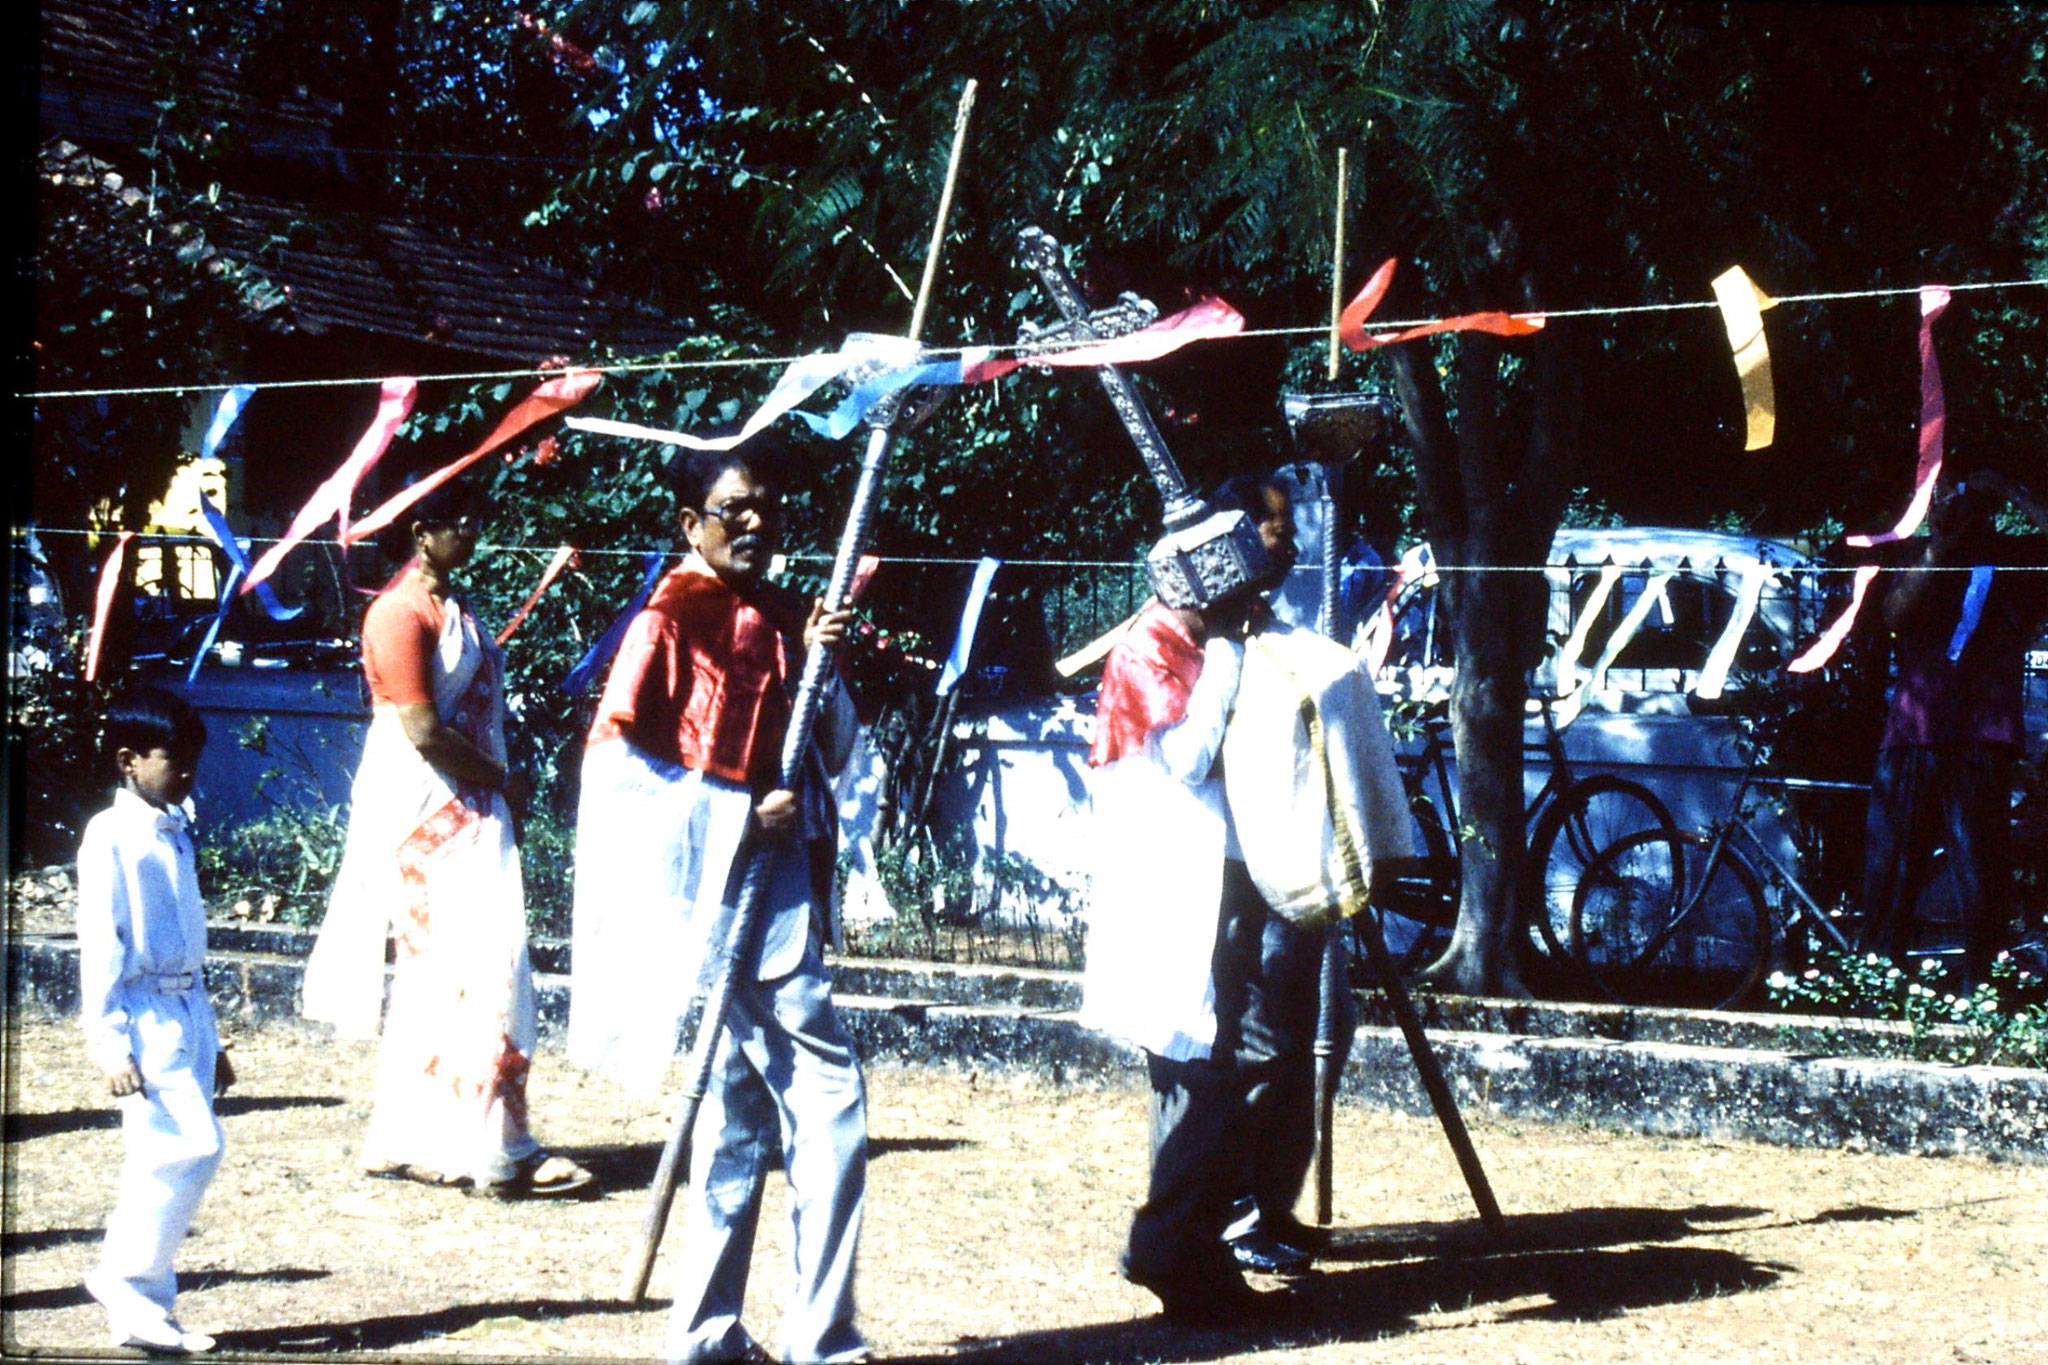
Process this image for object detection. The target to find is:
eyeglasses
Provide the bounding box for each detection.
[422,514,483,534]
[700,497,782,529]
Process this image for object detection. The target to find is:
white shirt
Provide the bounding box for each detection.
[1079,636,1244,1061]
[76,788,208,1072]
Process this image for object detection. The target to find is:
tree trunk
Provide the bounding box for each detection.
[1428,569,1535,996]
[1388,317,1583,997]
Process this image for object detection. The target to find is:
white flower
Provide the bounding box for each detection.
[1803,968,1820,980]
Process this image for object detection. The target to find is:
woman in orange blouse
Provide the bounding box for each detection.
[304,479,590,1198]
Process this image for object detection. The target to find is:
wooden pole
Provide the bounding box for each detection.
[1326,147,1348,383]
[619,78,978,1305]
[908,80,978,343]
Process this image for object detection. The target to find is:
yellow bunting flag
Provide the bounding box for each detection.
[1712,266,1777,450]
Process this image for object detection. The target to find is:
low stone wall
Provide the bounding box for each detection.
[11,932,2045,1163]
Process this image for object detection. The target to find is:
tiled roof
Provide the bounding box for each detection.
[202,191,695,362]
[39,1,694,364]
[40,138,293,329]
[41,0,336,149]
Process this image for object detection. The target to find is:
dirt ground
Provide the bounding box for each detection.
[4,1017,2046,1365]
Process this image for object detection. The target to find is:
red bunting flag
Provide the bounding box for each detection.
[1847,287,1952,547]
[1339,259,1546,351]
[241,377,418,594]
[344,369,602,547]
[496,545,579,646]
[84,531,135,683]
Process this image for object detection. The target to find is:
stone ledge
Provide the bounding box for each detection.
[12,937,2043,1162]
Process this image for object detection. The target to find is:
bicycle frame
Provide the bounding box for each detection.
[1395,698,1595,849]
[1660,765,1866,968]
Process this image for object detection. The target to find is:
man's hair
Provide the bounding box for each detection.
[1209,472,1286,522]
[102,685,207,761]
[665,427,793,509]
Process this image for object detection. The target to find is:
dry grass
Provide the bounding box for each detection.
[5,1017,2047,1364]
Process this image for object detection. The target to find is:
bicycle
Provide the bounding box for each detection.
[1364,697,1676,976]
[1566,760,1871,1010]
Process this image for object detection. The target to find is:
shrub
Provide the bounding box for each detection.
[197,803,347,927]
[1766,949,2048,1069]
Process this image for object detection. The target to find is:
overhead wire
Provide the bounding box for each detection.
[22,275,2048,402]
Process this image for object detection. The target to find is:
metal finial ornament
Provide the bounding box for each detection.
[1015,226,1271,610]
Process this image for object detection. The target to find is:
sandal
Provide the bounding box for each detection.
[475,1152,596,1201]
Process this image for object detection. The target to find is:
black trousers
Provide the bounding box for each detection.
[1859,742,2013,991]
[1122,860,1323,1288]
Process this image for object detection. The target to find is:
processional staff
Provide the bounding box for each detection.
[619,78,979,1304]
[1020,209,1506,1239]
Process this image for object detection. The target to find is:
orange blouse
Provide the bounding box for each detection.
[360,572,445,708]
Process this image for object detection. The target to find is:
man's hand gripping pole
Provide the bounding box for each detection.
[620,79,978,1304]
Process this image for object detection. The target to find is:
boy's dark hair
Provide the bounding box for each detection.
[1210,472,1285,522]
[103,685,207,761]
[664,427,793,509]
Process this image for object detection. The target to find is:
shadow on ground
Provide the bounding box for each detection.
[2,1267,327,1314]
[4,1096,342,1143]
[915,1204,1807,1364]
[2,1226,102,1255]
[213,1295,653,1353]
[563,1135,972,1191]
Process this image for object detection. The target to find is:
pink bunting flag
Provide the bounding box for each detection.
[1789,285,1953,672]
[344,369,603,547]
[1847,286,1952,548]
[83,531,135,683]
[1786,564,1880,674]
[848,553,882,605]
[241,377,419,594]
[1339,259,1545,351]
[496,545,579,646]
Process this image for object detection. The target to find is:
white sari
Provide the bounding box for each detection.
[303,588,538,1183]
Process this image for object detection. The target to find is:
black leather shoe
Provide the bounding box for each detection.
[1228,1230,1314,1276]
[1260,1215,1332,1253]
[1157,1274,1282,1328]
[1124,1258,1282,1327]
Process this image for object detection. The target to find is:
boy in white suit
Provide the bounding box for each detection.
[78,685,228,1354]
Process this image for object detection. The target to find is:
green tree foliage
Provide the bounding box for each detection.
[532,0,2046,990]
[36,2,2048,968]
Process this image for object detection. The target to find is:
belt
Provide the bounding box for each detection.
[141,972,198,994]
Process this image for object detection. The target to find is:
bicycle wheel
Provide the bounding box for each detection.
[1526,774,1676,965]
[1569,829,1771,1010]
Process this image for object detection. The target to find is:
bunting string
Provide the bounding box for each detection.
[24,276,2046,402]
[29,525,2041,573]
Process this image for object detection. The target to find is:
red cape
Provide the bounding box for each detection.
[1090,601,1204,767]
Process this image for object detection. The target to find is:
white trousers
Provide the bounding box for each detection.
[96,988,223,1324]
[666,903,867,1365]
